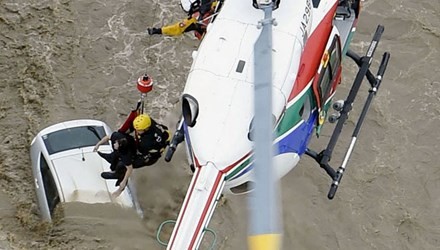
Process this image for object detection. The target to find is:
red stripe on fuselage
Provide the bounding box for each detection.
[222,152,251,174]
[168,157,202,249]
[188,171,223,249]
[172,151,249,248]
[288,3,338,102]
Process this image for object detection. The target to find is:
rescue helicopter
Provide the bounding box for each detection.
[155,0,390,249]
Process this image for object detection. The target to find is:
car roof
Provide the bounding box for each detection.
[35,119,108,137]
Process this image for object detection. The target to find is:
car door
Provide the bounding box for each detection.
[40,154,60,215]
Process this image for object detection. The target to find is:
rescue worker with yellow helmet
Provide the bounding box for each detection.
[101,114,169,198]
[147,0,219,40]
[132,114,171,167]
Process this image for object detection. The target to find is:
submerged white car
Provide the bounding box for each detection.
[30,119,142,222]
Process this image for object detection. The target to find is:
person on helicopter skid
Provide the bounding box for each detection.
[147,0,220,40]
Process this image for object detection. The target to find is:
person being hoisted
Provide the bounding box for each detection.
[132,114,171,167]
[147,0,221,40]
[94,73,171,198]
[95,113,170,198]
[128,74,171,167]
[93,130,137,198]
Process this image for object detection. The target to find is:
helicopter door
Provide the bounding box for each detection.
[314,34,342,110]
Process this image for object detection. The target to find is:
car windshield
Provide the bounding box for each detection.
[42,126,106,154]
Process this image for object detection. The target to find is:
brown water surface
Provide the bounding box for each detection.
[0,0,439,249]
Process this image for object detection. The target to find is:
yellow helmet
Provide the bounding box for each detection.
[133,114,151,131]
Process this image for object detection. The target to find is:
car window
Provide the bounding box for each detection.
[40,154,59,214]
[42,126,106,154]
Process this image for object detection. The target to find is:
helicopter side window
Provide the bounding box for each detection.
[329,40,341,77]
[317,35,342,102]
[318,67,332,101]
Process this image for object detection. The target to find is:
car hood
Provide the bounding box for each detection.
[51,150,126,205]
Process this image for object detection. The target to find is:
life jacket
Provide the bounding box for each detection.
[136,119,170,158]
[188,0,220,40]
[161,17,200,36]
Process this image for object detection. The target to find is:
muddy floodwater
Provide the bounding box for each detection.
[0,0,439,249]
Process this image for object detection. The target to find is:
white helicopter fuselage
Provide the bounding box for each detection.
[167,0,347,249]
[184,0,314,191]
